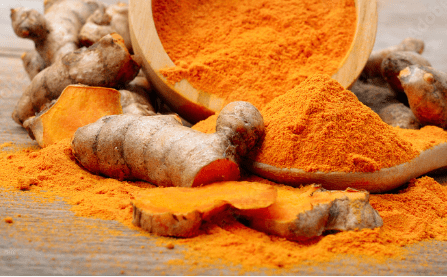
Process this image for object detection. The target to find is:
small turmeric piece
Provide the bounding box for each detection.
[23,85,123,148]
[4,217,14,224]
[237,185,383,241]
[71,101,264,187]
[131,181,277,237]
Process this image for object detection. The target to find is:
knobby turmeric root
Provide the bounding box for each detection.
[10,0,104,72]
[23,85,123,148]
[237,185,383,241]
[79,2,132,52]
[399,65,447,128]
[361,37,425,80]
[131,181,277,237]
[119,76,156,116]
[12,33,140,126]
[381,51,431,105]
[71,101,264,187]
[21,50,47,80]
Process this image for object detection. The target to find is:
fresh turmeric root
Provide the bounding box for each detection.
[119,76,156,116]
[10,0,104,74]
[361,37,425,80]
[237,185,383,241]
[399,65,447,128]
[12,33,140,126]
[131,181,276,237]
[23,85,123,148]
[71,101,264,187]
[79,2,132,52]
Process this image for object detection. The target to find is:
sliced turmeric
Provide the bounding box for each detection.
[237,185,383,241]
[23,85,123,148]
[131,181,277,237]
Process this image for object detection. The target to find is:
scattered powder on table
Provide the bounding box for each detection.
[2,139,447,273]
[153,0,356,109]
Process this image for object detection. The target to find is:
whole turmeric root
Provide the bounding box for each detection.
[381,51,431,97]
[12,33,140,126]
[79,2,132,52]
[71,101,264,187]
[399,65,447,128]
[361,37,425,80]
[10,0,104,72]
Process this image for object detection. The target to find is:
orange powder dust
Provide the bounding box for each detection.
[394,125,447,152]
[153,0,357,109]
[2,140,447,273]
[249,74,419,172]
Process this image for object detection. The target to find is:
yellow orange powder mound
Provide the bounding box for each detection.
[249,74,419,173]
[153,0,356,110]
[2,141,447,272]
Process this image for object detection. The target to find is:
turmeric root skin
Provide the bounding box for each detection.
[71,101,264,187]
[11,0,104,66]
[362,37,424,79]
[12,33,140,126]
[399,65,447,128]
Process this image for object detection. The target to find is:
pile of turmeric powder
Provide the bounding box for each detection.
[2,138,447,273]
[153,0,356,109]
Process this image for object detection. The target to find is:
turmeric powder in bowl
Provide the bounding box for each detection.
[153,0,357,110]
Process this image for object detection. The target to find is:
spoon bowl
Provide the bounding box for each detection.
[128,0,378,123]
[243,143,447,193]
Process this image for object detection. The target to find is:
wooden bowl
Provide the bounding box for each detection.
[129,0,378,124]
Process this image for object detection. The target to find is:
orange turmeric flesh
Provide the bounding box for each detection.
[131,181,277,237]
[237,185,382,241]
[25,85,123,148]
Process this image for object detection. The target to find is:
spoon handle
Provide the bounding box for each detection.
[243,142,447,193]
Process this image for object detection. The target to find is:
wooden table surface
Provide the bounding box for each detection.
[2,0,447,275]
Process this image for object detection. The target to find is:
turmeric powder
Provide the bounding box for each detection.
[2,138,447,274]
[247,74,419,172]
[153,0,356,109]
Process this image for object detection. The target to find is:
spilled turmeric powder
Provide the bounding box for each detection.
[153,0,356,109]
[1,139,447,273]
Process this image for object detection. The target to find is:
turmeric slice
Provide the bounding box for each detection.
[24,85,123,148]
[237,185,383,241]
[131,181,277,237]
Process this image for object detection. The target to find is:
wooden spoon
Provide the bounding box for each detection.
[243,143,447,193]
[128,0,378,124]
